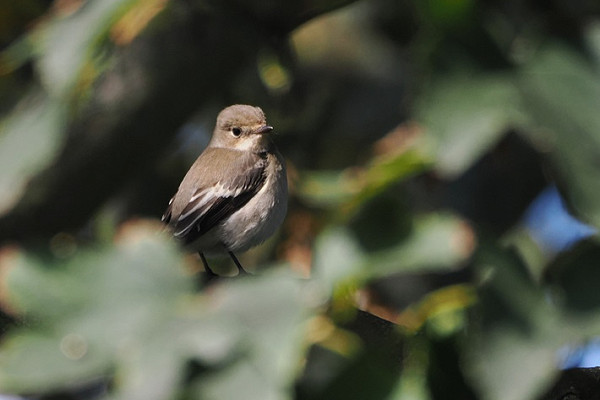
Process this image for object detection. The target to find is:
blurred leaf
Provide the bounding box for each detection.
[309,350,401,400]
[0,227,193,394]
[365,213,475,278]
[0,34,36,76]
[502,227,547,283]
[0,224,320,399]
[417,73,524,178]
[0,93,66,215]
[418,0,476,29]
[110,0,168,45]
[546,240,600,313]
[298,312,404,400]
[37,0,147,97]
[0,0,168,217]
[349,193,411,252]
[313,213,474,299]
[519,45,600,228]
[312,226,366,292]
[398,284,475,334]
[387,335,430,400]
[298,170,362,208]
[298,131,432,212]
[0,330,109,393]
[426,334,477,400]
[342,145,433,217]
[291,0,401,77]
[191,272,316,400]
[466,245,562,400]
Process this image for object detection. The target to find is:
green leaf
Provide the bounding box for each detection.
[417,73,523,178]
[312,227,367,292]
[0,34,37,76]
[0,230,194,394]
[543,241,600,349]
[547,240,600,314]
[344,145,433,216]
[519,45,600,228]
[297,139,432,212]
[188,272,318,400]
[465,245,563,400]
[297,170,362,208]
[313,213,474,291]
[0,93,67,215]
[37,0,140,97]
[0,331,110,394]
[0,227,320,399]
[364,213,474,278]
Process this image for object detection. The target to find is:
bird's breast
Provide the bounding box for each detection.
[218,152,288,252]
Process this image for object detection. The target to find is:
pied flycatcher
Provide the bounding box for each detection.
[162,105,288,277]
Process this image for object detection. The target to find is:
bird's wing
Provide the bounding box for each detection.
[161,196,174,224]
[168,152,267,245]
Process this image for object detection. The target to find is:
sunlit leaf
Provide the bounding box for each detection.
[298,132,432,213]
[397,284,475,333]
[110,0,168,45]
[342,145,433,217]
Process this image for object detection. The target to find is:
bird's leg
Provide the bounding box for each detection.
[199,252,218,277]
[228,251,248,275]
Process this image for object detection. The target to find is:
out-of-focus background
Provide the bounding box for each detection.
[1,0,600,399]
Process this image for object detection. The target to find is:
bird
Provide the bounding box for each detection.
[162,105,288,278]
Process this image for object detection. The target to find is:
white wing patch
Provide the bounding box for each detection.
[174,181,248,237]
[166,153,268,245]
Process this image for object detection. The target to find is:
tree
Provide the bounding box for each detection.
[1,0,600,399]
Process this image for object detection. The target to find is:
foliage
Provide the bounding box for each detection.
[1,1,600,399]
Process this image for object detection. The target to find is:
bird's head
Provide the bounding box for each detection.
[209,105,274,152]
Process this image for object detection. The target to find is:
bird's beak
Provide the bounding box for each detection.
[254,125,273,134]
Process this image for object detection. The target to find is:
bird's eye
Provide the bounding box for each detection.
[231,127,242,137]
